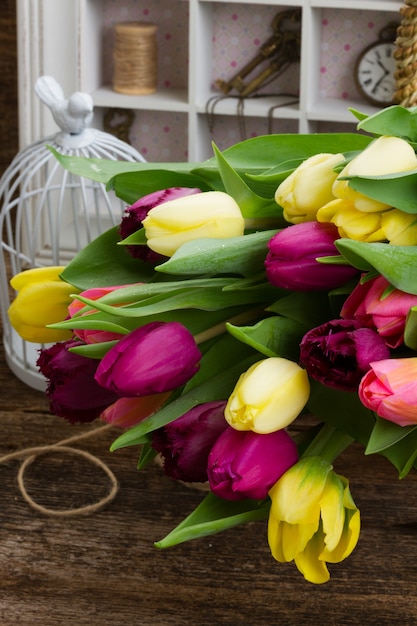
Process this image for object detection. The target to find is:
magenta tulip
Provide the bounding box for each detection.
[300,319,390,391]
[359,358,417,426]
[120,187,201,261]
[152,401,228,482]
[94,321,202,396]
[341,274,417,349]
[207,427,298,501]
[37,339,120,423]
[265,222,359,291]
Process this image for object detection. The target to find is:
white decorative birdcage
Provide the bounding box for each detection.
[0,76,145,390]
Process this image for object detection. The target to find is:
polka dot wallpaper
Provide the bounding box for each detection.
[100,1,401,161]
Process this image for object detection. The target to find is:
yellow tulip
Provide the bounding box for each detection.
[275,152,344,224]
[142,190,245,257]
[224,357,310,434]
[332,135,417,213]
[381,209,417,246]
[8,266,78,343]
[268,456,360,584]
[316,198,385,242]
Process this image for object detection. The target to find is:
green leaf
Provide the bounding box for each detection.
[155,230,277,277]
[348,108,369,123]
[137,440,157,469]
[346,170,417,213]
[155,492,270,548]
[366,416,417,454]
[366,417,417,478]
[212,143,277,218]
[60,227,156,290]
[267,291,332,328]
[356,105,417,142]
[307,380,375,446]
[335,239,417,294]
[181,333,256,393]
[405,307,417,350]
[73,284,276,319]
[68,340,118,359]
[111,170,212,204]
[226,316,306,360]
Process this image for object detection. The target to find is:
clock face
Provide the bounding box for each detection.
[355,42,397,106]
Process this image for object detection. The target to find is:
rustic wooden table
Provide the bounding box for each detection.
[1,334,417,626]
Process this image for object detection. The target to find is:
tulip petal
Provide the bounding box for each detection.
[294,528,330,584]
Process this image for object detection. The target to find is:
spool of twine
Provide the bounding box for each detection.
[394,0,417,106]
[113,22,158,95]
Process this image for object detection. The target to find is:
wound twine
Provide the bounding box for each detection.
[0,423,119,517]
[113,22,158,95]
[394,0,417,106]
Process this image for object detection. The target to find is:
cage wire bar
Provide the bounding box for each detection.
[0,76,145,390]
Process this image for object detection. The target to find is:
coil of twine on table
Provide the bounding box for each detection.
[113,22,158,95]
[0,424,119,516]
[394,0,417,107]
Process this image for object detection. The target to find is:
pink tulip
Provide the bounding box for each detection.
[101,393,171,428]
[37,339,120,423]
[300,319,390,391]
[152,401,229,482]
[95,321,202,396]
[359,358,417,426]
[265,222,359,291]
[68,284,137,344]
[341,275,417,349]
[207,427,298,501]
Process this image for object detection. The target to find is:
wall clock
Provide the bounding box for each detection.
[354,23,398,107]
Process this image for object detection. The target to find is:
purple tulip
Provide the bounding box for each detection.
[152,401,228,482]
[94,321,202,396]
[37,339,120,423]
[207,427,298,501]
[265,222,359,291]
[299,319,391,391]
[120,187,201,261]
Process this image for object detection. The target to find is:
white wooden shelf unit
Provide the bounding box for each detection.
[17,0,403,162]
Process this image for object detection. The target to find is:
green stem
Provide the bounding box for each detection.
[302,423,354,464]
[193,306,265,345]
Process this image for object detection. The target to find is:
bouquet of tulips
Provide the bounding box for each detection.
[9,105,417,584]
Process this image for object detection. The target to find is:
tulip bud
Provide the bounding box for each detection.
[8,266,79,343]
[225,357,310,434]
[316,198,385,242]
[68,284,134,344]
[299,319,390,391]
[120,187,201,261]
[207,427,298,501]
[268,456,360,584]
[101,394,171,429]
[265,222,359,291]
[95,321,202,396]
[275,153,343,224]
[37,339,120,423]
[152,401,228,483]
[142,190,245,257]
[359,357,417,426]
[341,274,417,349]
[332,136,417,213]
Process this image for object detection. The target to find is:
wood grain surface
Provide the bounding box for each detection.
[2,4,417,625]
[2,334,417,626]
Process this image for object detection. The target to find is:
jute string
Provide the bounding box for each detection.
[0,423,119,516]
[113,22,158,95]
[394,0,417,106]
